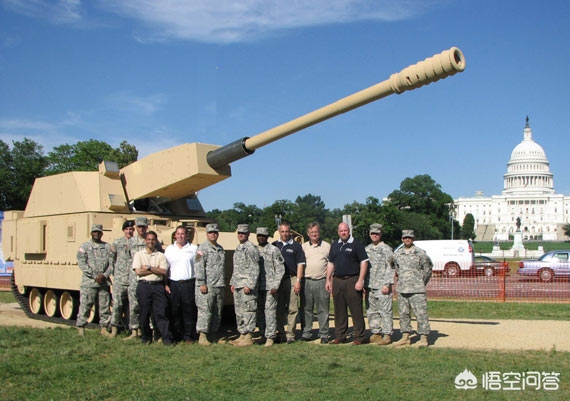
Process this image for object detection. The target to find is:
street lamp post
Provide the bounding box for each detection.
[448,203,457,240]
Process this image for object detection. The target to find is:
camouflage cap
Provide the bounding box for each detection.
[135,217,148,227]
[206,223,219,233]
[122,220,135,230]
[91,224,103,233]
[256,227,270,236]
[236,224,249,233]
[402,229,415,238]
[369,223,383,234]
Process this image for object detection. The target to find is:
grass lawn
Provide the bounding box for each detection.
[473,241,570,253]
[1,325,568,401]
[0,291,14,304]
[1,289,569,400]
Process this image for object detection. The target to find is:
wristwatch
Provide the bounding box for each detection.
[147,265,152,271]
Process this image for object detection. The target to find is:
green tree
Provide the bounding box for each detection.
[45,139,138,175]
[206,202,263,233]
[384,174,453,240]
[206,208,238,232]
[2,139,47,210]
[322,208,343,243]
[111,141,139,168]
[562,223,570,238]
[0,140,11,210]
[290,194,327,235]
[340,196,386,244]
[399,212,442,240]
[376,202,403,246]
[262,199,295,233]
[461,213,476,240]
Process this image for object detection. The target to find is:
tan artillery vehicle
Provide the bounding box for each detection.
[2,47,466,326]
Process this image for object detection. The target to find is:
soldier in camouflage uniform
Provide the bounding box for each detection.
[110,220,137,338]
[131,217,163,253]
[229,224,260,347]
[125,216,151,339]
[195,223,226,346]
[76,224,115,337]
[255,227,285,347]
[392,230,433,347]
[365,224,394,345]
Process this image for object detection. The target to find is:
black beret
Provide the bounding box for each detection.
[122,220,135,230]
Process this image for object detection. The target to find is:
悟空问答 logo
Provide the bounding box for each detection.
[455,369,478,390]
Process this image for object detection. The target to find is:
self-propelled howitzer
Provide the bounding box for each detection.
[3,47,465,325]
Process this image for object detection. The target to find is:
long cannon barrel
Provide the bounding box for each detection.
[207,46,465,169]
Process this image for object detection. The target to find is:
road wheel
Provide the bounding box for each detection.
[28,288,44,315]
[484,266,495,277]
[444,263,460,278]
[59,291,78,320]
[44,290,60,317]
[538,268,554,283]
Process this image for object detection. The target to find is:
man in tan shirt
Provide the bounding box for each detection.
[132,231,174,345]
[301,222,331,344]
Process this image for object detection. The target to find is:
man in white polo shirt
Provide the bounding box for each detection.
[165,225,198,343]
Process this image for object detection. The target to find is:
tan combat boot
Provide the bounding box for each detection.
[414,334,429,348]
[264,338,274,347]
[393,333,410,347]
[123,329,138,340]
[101,327,113,338]
[235,333,253,347]
[110,326,118,338]
[77,327,85,337]
[199,332,212,346]
[229,334,245,345]
[378,334,392,345]
[369,334,383,344]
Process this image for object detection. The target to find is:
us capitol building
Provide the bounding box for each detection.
[454,117,570,242]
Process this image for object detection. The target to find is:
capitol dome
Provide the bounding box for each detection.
[503,117,554,195]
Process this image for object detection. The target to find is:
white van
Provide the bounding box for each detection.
[411,239,475,277]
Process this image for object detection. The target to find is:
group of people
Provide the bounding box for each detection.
[76,217,197,346]
[76,217,433,348]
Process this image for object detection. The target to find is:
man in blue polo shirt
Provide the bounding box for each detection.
[326,222,368,345]
[273,222,306,343]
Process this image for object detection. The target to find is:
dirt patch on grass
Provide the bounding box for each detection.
[1,302,568,352]
[422,317,570,352]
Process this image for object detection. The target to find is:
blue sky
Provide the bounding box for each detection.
[1,0,569,212]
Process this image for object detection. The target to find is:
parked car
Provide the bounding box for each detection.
[518,250,570,282]
[412,239,475,277]
[474,255,510,277]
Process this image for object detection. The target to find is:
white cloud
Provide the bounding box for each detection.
[3,0,83,24]
[4,0,436,43]
[103,92,166,115]
[101,0,427,43]
[0,118,77,151]
[0,118,56,131]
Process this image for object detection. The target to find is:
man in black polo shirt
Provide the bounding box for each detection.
[326,222,368,345]
[273,222,306,343]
